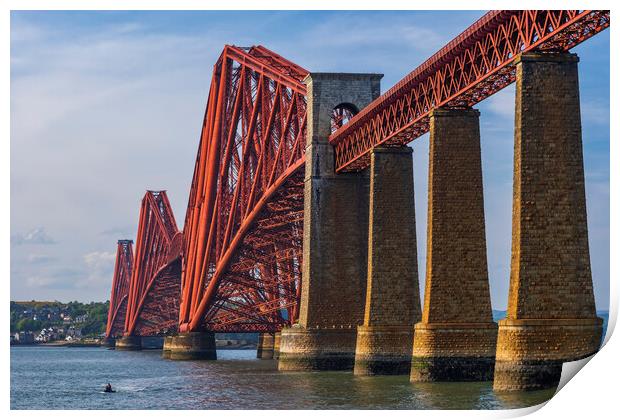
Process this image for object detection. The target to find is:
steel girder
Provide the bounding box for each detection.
[329,10,610,172]
[123,191,183,336]
[105,240,133,338]
[179,45,308,333]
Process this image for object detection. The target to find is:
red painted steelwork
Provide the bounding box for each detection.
[329,10,610,172]
[123,191,183,336]
[179,45,307,333]
[159,10,610,334]
[105,240,133,338]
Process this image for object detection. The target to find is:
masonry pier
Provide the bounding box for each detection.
[115,335,142,351]
[257,333,275,359]
[354,147,421,375]
[273,332,281,359]
[162,335,173,359]
[101,337,116,349]
[278,73,382,371]
[493,52,603,392]
[410,108,497,382]
[168,332,217,360]
[141,336,164,350]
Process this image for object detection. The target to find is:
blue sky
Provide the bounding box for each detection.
[10,11,610,310]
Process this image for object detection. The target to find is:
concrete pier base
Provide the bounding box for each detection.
[278,326,357,371]
[257,333,275,359]
[493,318,602,391]
[141,336,164,350]
[354,326,414,375]
[115,335,142,351]
[273,332,281,360]
[411,323,498,382]
[101,337,116,349]
[162,336,174,359]
[168,332,217,360]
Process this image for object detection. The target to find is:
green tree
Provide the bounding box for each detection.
[16,318,42,332]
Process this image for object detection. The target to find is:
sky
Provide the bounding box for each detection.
[10,11,610,310]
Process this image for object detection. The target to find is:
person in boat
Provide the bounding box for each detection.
[104,383,113,393]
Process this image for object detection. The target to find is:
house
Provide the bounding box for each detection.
[66,326,82,339]
[75,314,88,323]
[16,331,35,344]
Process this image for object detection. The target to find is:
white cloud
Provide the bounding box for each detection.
[484,85,515,119]
[11,227,56,246]
[83,251,115,269]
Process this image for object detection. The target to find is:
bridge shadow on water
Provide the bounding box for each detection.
[11,347,555,410]
[161,351,555,410]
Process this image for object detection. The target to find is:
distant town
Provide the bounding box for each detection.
[10,300,109,346]
[9,300,260,348]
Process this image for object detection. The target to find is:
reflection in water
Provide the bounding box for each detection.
[493,387,556,409]
[11,347,556,410]
[412,382,498,410]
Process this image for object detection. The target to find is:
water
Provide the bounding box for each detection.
[11,346,555,410]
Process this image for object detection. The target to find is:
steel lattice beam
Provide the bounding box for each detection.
[329,10,610,172]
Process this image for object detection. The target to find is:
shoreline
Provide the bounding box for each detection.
[11,342,257,350]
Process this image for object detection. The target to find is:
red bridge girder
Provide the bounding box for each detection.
[117,10,609,335]
[329,10,610,172]
[123,191,183,336]
[179,45,307,333]
[105,240,133,338]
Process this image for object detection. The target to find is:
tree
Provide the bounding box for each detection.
[16,318,42,332]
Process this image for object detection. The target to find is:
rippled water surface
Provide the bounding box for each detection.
[11,346,555,410]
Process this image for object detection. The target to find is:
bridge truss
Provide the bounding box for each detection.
[106,10,609,336]
[123,191,183,337]
[329,10,610,172]
[105,240,133,338]
[179,46,308,333]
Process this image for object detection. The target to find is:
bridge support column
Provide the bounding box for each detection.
[140,336,164,350]
[278,72,382,371]
[162,335,174,359]
[273,332,281,359]
[169,332,217,360]
[101,337,116,349]
[257,333,275,359]
[354,147,421,375]
[115,335,142,351]
[411,107,497,382]
[494,52,602,392]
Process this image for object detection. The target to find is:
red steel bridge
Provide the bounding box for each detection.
[105,10,609,339]
[106,191,183,339]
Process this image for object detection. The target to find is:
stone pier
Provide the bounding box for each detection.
[141,336,164,350]
[168,332,217,360]
[493,52,603,392]
[162,335,173,359]
[278,73,382,371]
[257,333,275,359]
[115,335,142,351]
[273,332,281,359]
[354,147,421,375]
[411,107,497,382]
[101,337,116,349]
